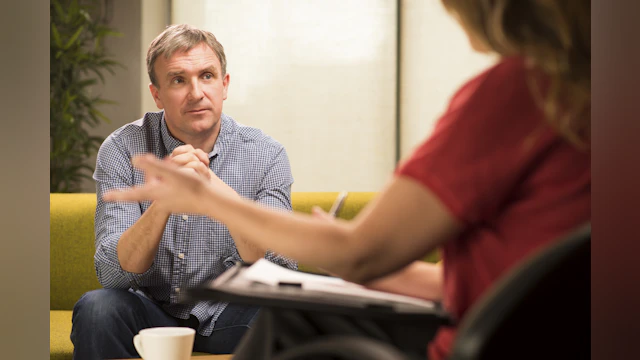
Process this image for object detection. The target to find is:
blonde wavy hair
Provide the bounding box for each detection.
[442,0,590,149]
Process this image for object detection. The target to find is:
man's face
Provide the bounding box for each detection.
[149,43,230,144]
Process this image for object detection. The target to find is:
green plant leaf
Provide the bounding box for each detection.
[64,25,85,50]
[52,0,66,22]
[76,78,98,89]
[92,98,118,106]
[99,59,119,67]
[79,9,91,22]
[69,0,79,18]
[95,24,124,38]
[88,65,106,83]
[51,23,63,49]
[51,0,121,193]
[89,108,111,124]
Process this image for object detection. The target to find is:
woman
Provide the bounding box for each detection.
[105,0,590,358]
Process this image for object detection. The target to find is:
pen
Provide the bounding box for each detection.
[328,191,349,218]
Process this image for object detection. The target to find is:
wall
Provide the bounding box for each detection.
[80,0,143,192]
[140,0,170,115]
[172,0,398,192]
[399,0,497,159]
[80,0,168,192]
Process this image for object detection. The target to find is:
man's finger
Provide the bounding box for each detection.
[170,145,209,166]
[169,152,199,166]
[193,149,210,166]
[170,150,209,168]
[170,144,194,157]
[183,161,211,180]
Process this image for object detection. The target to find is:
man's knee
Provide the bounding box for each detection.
[71,289,144,358]
[216,304,261,330]
[73,288,139,323]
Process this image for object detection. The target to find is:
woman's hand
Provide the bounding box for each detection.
[311,205,442,300]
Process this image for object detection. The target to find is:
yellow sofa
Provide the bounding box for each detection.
[50,192,395,359]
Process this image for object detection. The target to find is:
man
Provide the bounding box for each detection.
[70,24,296,359]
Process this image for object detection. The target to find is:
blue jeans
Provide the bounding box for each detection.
[70,288,260,360]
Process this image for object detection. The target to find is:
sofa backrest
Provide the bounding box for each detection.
[50,193,101,310]
[50,192,378,310]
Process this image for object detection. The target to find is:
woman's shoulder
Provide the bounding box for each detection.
[447,56,531,113]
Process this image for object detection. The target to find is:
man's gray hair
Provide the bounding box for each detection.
[146,24,227,87]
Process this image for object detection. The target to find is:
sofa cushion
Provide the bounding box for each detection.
[50,194,102,310]
[50,310,73,360]
[291,192,376,220]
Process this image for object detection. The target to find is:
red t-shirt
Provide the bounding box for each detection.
[395,56,590,359]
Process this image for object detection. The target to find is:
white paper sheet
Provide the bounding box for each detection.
[242,259,435,309]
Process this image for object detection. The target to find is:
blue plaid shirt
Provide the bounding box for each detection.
[93,111,296,336]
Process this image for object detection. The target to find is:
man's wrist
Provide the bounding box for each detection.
[147,200,172,218]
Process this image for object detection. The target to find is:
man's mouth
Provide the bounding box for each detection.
[187,108,209,114]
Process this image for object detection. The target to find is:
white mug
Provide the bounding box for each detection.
[133,327,196,360]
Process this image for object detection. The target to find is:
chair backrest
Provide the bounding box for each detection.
[448,223,591,360]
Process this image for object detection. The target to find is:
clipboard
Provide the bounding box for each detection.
[183,261,455,325]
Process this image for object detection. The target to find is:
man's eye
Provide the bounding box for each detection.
[172,77,184,84]
[203,73,213,80]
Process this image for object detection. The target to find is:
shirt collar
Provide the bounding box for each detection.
[160,111,233,158]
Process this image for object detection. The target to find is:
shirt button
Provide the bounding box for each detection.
[182,215,188,221]
[178,253,185,259]
[175,287,181,293]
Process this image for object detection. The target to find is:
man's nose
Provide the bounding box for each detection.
[188,81,204,100]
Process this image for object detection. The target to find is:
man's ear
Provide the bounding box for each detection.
[222,73,230,101]
[149,83,164,109]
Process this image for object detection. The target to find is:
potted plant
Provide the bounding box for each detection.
[50,0,122,192]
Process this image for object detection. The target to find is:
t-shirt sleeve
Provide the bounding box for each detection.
[395,62,548,226]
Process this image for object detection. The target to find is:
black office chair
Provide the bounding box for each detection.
[448,223,591,360]
[236,223,591,360]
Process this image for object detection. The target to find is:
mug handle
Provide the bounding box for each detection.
[133,334,145,359]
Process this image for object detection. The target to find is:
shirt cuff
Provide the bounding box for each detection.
[223,246,244,269]
[265,249,298,270]
[123,261,158,290]
[98,236,158,290]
